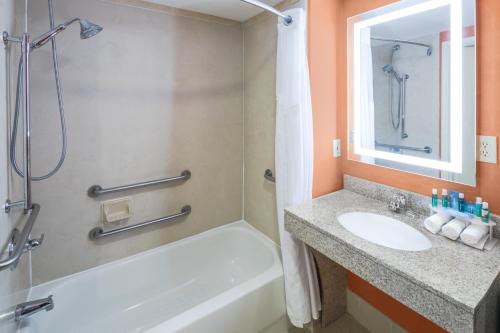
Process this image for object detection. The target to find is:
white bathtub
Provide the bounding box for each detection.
[19,221,286,333]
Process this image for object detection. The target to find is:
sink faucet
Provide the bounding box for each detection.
[15,296,54,322]
[388,193,407,213]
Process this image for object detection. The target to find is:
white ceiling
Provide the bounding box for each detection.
[143,0,282,22]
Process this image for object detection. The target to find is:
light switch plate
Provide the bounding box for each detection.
[478,135,497,164]
[333,139,341,158]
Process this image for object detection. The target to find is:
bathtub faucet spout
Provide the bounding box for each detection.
[15,295,54,322]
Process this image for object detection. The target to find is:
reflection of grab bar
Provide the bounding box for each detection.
[375,141,432,154]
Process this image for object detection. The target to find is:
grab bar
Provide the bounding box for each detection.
[264,169,276,183]
[88,170,191,198]
[375,141,432,154]
[0,204,40,271]
[89,205,191,240]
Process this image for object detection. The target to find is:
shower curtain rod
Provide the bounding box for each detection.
[371,37,433,55]
[240,0,293,25]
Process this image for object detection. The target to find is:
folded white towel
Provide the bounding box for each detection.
[424,213,452,234]
[441,219,466,240]
[460,224,489,245]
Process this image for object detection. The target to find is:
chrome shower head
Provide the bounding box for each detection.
[31,18,102,50]
[79,19,102,39]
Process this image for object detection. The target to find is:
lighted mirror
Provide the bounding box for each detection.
[347,0,476,186]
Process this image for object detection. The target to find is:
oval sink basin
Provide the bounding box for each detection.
[337,212,431,251]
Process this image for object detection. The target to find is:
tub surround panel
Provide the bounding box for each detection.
[27,0,243,284]
[285,190,500,332]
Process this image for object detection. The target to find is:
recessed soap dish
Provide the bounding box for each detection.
[101,198,131,224]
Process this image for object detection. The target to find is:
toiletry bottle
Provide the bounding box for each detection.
[449,191,459,209]
[441,189,449,208]
[475,197,483,217]
[482,202,490,223]
[432,189,438,208]
[458,193,465,212]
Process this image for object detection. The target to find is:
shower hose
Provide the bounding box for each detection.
[10,0,67,181]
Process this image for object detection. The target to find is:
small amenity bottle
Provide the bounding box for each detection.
[475,197,483,217]
[458,193,465,212]
[482,202,490,223]
[441,189,449,208]
[432,189,438,208]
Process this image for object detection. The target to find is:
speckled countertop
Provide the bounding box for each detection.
[285,188,500,332]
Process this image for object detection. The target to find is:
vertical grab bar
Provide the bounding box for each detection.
[22,33,32,211]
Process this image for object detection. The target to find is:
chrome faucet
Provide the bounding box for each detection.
[388,193,407,213]
[14,296,54,322]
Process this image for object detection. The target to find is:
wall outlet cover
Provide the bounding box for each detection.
[478,135,497,164]
[333,139,341,158]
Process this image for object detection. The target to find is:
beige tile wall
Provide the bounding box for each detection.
[242,0,303,244]
[25,0,243,284]
[242,10,280,243]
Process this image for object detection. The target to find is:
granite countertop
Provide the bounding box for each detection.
[284,189,500,314]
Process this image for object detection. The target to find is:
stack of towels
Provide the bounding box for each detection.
[424,213,489,247]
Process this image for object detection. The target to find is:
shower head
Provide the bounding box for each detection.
[79,19,103,39]
[31,18,102,50]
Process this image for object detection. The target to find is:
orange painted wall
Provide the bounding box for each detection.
[308,0,343,197]
[308,0,500,332]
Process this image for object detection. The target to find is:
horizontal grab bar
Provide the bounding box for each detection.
[88,170,191,198]
[264,169,275,183]
[89,205,191,240]
[375,141,432,154]
[0,204,40,271]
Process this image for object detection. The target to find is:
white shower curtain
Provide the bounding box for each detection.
[275,8,321,328]
[360,28,375,163]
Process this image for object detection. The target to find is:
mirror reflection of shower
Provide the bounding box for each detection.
[373,37,433,140]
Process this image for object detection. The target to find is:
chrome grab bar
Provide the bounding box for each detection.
[0,204,40,271]
[89,205,191,240]
[88,170,191,198]
[264,169,276,183]
[375,141,432,154]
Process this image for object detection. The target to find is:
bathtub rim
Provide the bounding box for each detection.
[26,219,282,298]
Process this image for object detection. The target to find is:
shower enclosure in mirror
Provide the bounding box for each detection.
[347,0,476,186]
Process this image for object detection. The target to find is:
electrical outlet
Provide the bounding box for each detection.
[478,135,497,164]
[333,139,341,158]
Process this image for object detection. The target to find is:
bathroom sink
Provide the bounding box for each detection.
[337,212,432,251]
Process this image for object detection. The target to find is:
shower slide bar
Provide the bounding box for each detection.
[371,37,433,56]
[87,170,191,198]
[264,169,276,183]
[89,205,191,240]
[0,204,41,271]
[240,0,293,25]
[375,141,432,154]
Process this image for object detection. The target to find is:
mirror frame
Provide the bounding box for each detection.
[348,0,464,173]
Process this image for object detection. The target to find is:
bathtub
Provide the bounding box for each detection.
[19,221,286,333]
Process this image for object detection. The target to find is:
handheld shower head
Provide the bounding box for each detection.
[31,18,102,50]
[79,19,103,39]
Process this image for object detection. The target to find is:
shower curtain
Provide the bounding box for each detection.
[275,7,321,328]
[360,28,375,163]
